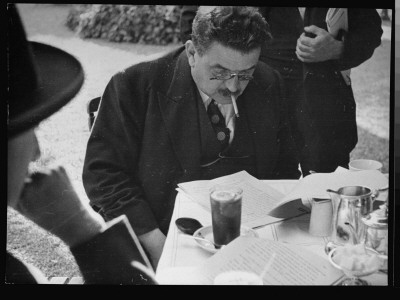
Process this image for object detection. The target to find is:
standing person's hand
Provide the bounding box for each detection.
[15,166,106,247]
[296,25,344,63]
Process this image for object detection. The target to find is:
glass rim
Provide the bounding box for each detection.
[209,185,243,195]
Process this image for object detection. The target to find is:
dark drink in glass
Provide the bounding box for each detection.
[210,186,242,248]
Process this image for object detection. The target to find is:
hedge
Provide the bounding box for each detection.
[66,4,182,45]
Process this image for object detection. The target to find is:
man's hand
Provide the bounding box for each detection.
[138,228,166,270]
[16,166,106,247]
[296,25,344,63]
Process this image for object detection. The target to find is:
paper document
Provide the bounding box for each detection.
[193,236,344,285]
[258,213,329,247]
[177,171,309,228]
[278,167,389,205]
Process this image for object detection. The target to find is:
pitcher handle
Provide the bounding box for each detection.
[371,189,380,201]
[369,189,380,213]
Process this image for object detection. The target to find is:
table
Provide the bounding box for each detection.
[156,180,388,285]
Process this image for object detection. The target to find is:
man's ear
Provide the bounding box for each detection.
[185,40,196,67]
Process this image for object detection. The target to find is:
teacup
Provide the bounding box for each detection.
[348,159,382,172]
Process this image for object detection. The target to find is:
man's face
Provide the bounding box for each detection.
[186,41,260,104]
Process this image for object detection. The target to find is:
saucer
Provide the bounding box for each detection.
[193,225,258,254]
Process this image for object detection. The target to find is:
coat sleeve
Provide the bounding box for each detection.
[70,215,158,285]
[336,8,383,70]
[272,70,302,179]
[82,69,159,236]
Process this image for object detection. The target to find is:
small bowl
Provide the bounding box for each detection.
[328,247,382,277]
[348,159,382,172]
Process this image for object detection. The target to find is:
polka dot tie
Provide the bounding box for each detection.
[207,99,230,151]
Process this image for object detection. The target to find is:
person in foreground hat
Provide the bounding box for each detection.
[83,6,301,270]
[6,4,157,284]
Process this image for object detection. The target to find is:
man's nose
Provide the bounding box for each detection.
[224,75,240,93]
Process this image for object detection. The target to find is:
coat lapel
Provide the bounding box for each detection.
[295,7,306,34]
[157,50,202,180]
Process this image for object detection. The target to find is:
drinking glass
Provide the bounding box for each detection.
[209,185,242,248]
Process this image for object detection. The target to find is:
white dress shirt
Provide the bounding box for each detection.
[298,7,306,20]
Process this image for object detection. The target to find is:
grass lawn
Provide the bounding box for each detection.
[7,4,391,279]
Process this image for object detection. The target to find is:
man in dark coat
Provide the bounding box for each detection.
[83,6,301,269]
[181,7,383,175]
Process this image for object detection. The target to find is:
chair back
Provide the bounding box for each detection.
[87,96,101,130]
[86,96,104,215]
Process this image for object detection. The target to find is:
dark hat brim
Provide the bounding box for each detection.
[8,41,84,137]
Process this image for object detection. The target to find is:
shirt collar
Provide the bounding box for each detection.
[198,88,212,108]
[197,88,235,132]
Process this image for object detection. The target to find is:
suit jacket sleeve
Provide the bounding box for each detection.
[82,68,158,236]
[336,8,383,70]
[70,215,158,285]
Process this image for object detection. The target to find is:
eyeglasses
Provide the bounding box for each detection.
[201,152,251,168]
[209,71,254,82]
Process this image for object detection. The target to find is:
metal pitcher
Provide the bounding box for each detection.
[325,186,378,254]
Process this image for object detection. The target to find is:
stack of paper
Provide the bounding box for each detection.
[193,236,344,285]
[177,171,308,228]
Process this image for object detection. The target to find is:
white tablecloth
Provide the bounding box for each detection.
[156,180,388,285]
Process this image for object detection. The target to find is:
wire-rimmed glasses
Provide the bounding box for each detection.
[209,71,254,82]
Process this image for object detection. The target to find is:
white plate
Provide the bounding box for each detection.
[193,225,258,254]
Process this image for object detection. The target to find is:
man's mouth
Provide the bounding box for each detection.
[220,90,240,98]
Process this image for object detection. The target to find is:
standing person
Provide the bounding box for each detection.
[180,6,383,174]
[260,7,383,173]
[179,5,198,43]
[6,4,157,284]
[83,6,301,270]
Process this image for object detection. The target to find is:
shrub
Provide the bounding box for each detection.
[66,4,181,45]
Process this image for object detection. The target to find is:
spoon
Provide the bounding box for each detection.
[175,217,220,249]
[175,217,203,236]
[326,189,339,194]
[182,234,219,248]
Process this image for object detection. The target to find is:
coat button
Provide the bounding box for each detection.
[211,115,220,124]
[217,131,226,141]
